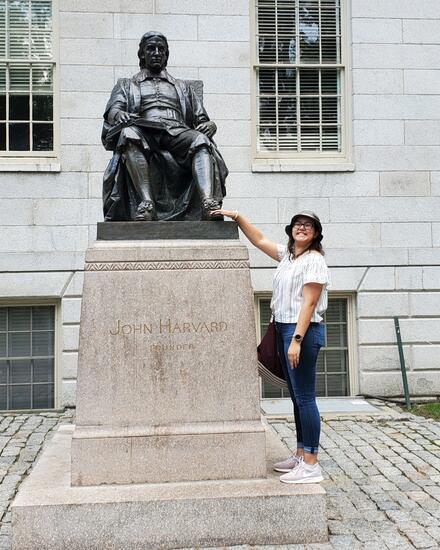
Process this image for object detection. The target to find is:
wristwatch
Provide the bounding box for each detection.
[294,334,303,344]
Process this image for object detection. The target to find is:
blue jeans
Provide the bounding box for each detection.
[275,322,325,454]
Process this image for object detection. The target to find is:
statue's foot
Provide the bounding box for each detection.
[134,200,156,221]
[202,198,223,221]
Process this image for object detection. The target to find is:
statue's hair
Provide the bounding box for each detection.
[138,31,169,68]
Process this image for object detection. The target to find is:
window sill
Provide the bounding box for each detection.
[0,161,61,172]
[251,161,355,173]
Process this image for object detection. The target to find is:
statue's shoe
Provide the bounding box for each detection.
[134,200,156,221]
[202,198,223,221]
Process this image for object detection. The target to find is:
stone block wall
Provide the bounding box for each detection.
[1,0,440,405]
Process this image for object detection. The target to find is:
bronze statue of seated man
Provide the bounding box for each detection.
[101,31,228,222]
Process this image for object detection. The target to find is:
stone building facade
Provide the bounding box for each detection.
[1,0,439,410]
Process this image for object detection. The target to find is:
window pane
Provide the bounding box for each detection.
[300,97,320,123]
[279,126,297,151]
[9,94,30,120]
[258,68,275,95]
[0,123,4,149]
[258,35,276,63]
[32,330,53,356]
[32,94,52,120]
[0,386,6,409]
[326,349,346,373]
[32,122,52,150]
[257,1,275,35]
[9,307,31,331]
[322,126,340,151]
[8,32,30,58]
[325,299,347,322]
[0,94,5,118]
[32,306,54,330]
[322,96,339,123]
[327,374,347,397]
[9,385,31,409]
[33,383,54,408]
[262,381,283,399]
[321,69,339,94]
[326,323,347,346]
[8,332,31,357]
[278,1,296,36]
[31,0,52,27]
[300,69,319,95]
[0,64,5,90]
[31,30,52,60]
[258,126,277,152]
[0,360,7,383]
[322,36,339,64]
[9,64,30,90]
[32,63,53,90]
[0,308,6,331]
[278,68,296,94]
[0,1,5,58]
[10,359,31,383]
[9,122,30,150]
[279,97,296,124]
[0,333,5,357]
[278,37,296,64]
[259,96,276,124]
[300,126,320,150]
[33,358,53,382]
[316,373,325,397]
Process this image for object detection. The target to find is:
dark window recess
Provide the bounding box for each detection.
[0,124,6,150]
[0,95,6,119]
[9,95,30,120]
[0,306,55,411]
[32,95,52,121]
[9,123,30,150]
[32,123,53,151]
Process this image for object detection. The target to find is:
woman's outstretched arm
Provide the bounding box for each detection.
[212,209,279,261]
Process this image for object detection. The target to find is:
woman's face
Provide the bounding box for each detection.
[291,216,317,246]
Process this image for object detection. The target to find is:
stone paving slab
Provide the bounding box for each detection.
[2,403,440,549]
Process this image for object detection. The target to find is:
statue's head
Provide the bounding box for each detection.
[138,31,169,72]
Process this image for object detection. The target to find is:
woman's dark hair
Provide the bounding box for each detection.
[287,219,324,260]
[137,31,169,69]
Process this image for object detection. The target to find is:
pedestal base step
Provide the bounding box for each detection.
[12,424,327,549]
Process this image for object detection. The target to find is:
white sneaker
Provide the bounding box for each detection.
[279,461,324,484]
[273,454,302,473]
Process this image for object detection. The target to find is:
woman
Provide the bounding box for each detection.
[212,208,330,484]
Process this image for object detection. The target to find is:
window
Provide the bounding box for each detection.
[0,306,55,410]
[0,0,55,155]
[253,0,348,161]
[257,296,350,398]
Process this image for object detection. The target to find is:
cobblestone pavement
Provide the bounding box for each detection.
[0,409,74,550]
[2,405,440,549]
[269,404,440,550]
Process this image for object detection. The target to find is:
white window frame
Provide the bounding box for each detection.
[250,0,353,172]
[0,299,60,411]
[0,0,60,172]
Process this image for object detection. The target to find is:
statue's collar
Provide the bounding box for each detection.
[133,68,175,83]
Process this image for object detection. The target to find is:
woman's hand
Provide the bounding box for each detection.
[287,340,301,369]
[211,209,237,220]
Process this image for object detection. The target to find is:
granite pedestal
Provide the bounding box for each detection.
[12,223,327,548]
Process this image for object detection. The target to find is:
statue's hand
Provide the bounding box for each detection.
[196,121,217,138]
[114,111,131,124]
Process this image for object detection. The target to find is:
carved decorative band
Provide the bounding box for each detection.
[85,260,250,271]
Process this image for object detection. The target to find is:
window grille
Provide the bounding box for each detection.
[254,0,344,156]
[0,306,55,410]
[0,0,54,154]
[258,297,349,398]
